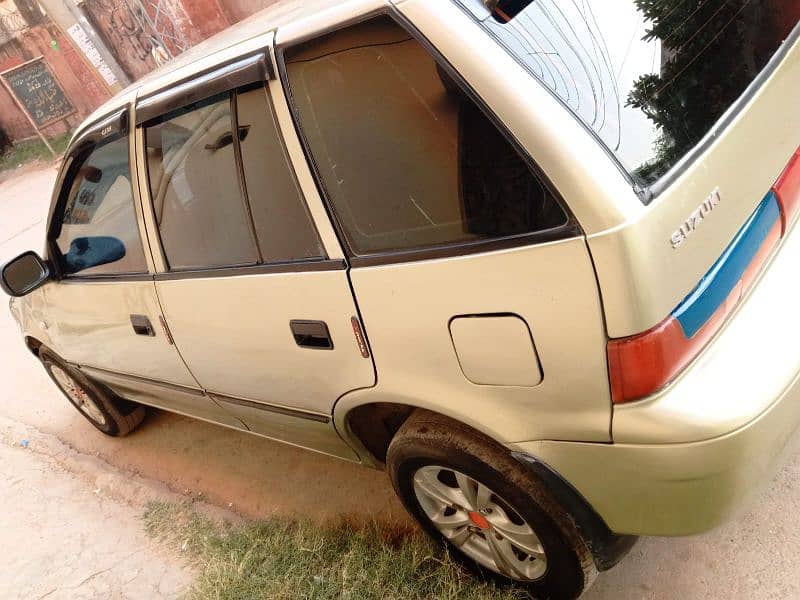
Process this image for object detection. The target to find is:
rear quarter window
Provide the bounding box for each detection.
[282,16,569,257]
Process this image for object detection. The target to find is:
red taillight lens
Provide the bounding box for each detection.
[608,317,693,404]
[774,148,800,234]
[608,286,738,404]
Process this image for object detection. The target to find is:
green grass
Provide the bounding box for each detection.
[144,501,524,600]
[0,132,71,173]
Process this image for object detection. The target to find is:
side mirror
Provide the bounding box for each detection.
[64,236,126,275]
[0,251,51,297]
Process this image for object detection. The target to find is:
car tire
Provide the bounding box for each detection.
[40,349,146,437]
[386,410,597,600]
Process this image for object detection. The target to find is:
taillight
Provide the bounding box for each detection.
[608,314,720,405]
[608,147,799,404]
[774,149,800,234]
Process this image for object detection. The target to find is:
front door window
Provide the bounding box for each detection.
[54,136,147,276]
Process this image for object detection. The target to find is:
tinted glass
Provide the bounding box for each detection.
[236,85,324,262]
[56,136,147,276]
[456,0,800,185]
[145,94,258,270]
[284,17,567,256]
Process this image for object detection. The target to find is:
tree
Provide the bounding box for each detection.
[627,0,778,183]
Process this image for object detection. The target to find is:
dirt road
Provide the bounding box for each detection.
[0,440,192,600]
[1,166,799,599]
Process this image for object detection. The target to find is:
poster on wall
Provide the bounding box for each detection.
[66,23,119,87]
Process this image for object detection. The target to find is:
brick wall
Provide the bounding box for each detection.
[0,23,111,142]
[179,0,231,42]
[0,0,269,145]
[221,0,279,23]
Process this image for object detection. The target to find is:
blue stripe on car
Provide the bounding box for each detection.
[673,192,781,339]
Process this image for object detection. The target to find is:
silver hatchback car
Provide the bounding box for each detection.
[3,1,800,597]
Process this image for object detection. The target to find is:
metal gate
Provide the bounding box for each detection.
[80,0,190,81]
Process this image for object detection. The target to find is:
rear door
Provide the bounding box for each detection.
[135,52,375,459]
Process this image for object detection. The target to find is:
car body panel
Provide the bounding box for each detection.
[9,289,53,351]
[512,197,800,535]
[513,368,800,537]
[41,280,197,387]
[588,26,800,337]
[36,118,200,390]
[153,270,376,415]
[124,28,377,448]
[80,365,245,429]
[209,393,360,461]
[338,237,611,445]
[612,200,800,444]
[4,0,799,541]
[275,0,613,445]
[449,315,543,387]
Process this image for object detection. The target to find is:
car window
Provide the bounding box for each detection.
[144,94,259,271]
[55,136,147,276]
[236,85,324,262]
[283,16,568,256]
[453,0,800,187]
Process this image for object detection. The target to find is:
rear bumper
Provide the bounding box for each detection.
[512,368,800,536]
[512,211,800,537]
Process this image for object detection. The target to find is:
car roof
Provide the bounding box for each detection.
[71,0,364,142]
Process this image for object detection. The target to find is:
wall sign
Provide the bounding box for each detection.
[1,58,75,128]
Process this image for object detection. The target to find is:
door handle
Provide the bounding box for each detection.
[130,314,156,337]
[290,320,333,350]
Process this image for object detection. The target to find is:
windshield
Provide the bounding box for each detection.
[454,1,799,187]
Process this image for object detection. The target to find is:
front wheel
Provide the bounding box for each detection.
[387,410,596,599]
[40,349,146,437]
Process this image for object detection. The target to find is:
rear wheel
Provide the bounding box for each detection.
[40,349,145,437]
[387,410,596,599]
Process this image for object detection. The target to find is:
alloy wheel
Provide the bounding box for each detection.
[412,465,547,581]
[50,365,107,426]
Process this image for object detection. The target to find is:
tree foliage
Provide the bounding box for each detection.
[627,0,783,183]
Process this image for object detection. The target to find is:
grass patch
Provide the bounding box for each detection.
[144,501,524,600]
[0,132,71,173]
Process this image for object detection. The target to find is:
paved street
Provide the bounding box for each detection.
[1,166,799,599]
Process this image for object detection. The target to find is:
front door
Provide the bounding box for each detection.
[137,75,374,459]
[40,113,237,424]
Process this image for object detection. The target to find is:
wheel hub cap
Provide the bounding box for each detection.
[50,365,106,427]
[468,511,490,530]
[412,465,548,582]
